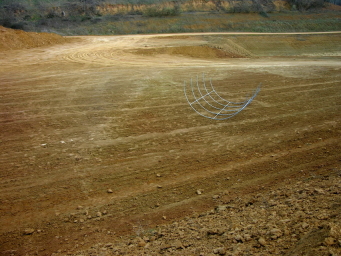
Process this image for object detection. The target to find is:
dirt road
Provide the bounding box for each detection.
[0,32,340,255]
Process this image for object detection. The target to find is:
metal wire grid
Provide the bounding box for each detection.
[184,74,261,120]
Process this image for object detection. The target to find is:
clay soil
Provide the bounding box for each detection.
[0,29,340,255]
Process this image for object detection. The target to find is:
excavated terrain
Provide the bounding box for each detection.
[0,28,340,255]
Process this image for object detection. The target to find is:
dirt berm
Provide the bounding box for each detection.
[0,26,71,51]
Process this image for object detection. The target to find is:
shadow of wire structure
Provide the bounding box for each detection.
[184,74,261,120]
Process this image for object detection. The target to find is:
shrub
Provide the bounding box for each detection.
[286,0,327,10]
[143,5,180,17]
[10,22,25,30]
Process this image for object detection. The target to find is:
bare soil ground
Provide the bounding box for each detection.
[0,29,340,255]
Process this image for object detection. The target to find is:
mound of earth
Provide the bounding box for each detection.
[132,42,253,59]
[0,26,70,51]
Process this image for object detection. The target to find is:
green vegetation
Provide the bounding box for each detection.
[144,5,180,17]
[0,0,340,35]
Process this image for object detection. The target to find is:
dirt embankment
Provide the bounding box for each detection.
[0,26,71,51]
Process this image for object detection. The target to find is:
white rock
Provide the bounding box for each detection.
[23,228,35,235]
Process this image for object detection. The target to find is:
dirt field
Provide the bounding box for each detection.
[0,30,340,255]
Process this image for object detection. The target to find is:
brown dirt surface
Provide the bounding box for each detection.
[0,31,340,256]
[0,26,72,51]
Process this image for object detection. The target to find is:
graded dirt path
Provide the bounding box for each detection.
[0,32,340,255]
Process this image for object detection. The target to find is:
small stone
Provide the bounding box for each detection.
[215,205,227,212]
[213,247,226,255]
[162,216,167,220]
[324,237,335,246]
[107,189,113,193]
[314,188,325,194]
[234,234,243,242]
[212,195,219,199]
[258,237,267,246]
[96,212,102,217]
[244,234,252,241]
[196,189,203,195]
[156,174,161,177]
[23,228,35,235]
[138,238,146,247]
[301,222,309,229]
[270,228,282,238]
[173,239,183,249]
[157,185,162,188]
[160,243,172,250]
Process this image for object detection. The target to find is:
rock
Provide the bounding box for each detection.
[234,234,243,242]
[301,222,309,229]
[96,212,102,217]
[160,243,172,250]
[270,228,282,239]
[314,188,325,194]
[23,228,35,235]
[196,189,203,195]
[324,237,335,246]
[173,239,183,249]
[213,247,226,255]
[215,205,227,212]
[243,234,252,241]
[207,229,224,236]
[107,189,113,193]
[138,238,146,247]
[258,237,267,246]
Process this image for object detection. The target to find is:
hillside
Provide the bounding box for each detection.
[0,0,340,35]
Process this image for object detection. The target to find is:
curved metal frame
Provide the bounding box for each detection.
[184,74,261,120]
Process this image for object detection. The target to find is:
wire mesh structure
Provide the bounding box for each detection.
[184,74,261,120]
